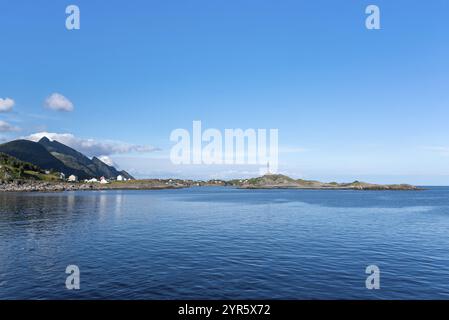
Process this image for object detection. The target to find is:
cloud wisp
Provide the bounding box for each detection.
[0,120,20,132]
[0,98,15,112]
[0,120,20,133]
[26,132,161,157]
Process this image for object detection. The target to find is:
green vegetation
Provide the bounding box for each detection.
[0,139,68,173]
[0,152,60,181]
[0,137,134,180]
[228,174,418,190]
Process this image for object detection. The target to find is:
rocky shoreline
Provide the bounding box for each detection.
[238,185,420,191]
[0,180,185,192]
[0,178,420,192]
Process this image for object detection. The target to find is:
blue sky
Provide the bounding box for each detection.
[0,0,448,184]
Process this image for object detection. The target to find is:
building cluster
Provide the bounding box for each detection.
[64,174,130,184]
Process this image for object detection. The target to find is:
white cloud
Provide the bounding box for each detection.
[98,155,115,167]
[25,132,160,157]
[0,120,20,132]
[0,98,15,112]
[44,93,74,112]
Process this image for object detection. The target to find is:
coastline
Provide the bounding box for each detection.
[0,179,421,192]
[239,185,422,191]
[0,180,185,192]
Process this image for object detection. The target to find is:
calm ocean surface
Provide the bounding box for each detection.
[1,187,449,299]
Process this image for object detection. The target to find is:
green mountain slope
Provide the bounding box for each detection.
[38,137,98,177]
[0,140,71,174]
[0,152,40,180]
[0,152,60,181]
[37,137,134,179]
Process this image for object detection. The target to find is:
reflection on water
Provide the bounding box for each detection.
[1,187,449,299]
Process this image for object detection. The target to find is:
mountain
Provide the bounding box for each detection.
[38,137,98,177]
[0,140,74,175]
[91,156,133,180]
[37,137,134,179]
[0,138,134,180]
[118,170,134,180]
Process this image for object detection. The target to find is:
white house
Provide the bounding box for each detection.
[116,175,124,181]
[85,178,98,183]
[68,175,78,182]
[100,176,108,184]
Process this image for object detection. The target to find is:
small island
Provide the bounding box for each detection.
[227,174,419,190]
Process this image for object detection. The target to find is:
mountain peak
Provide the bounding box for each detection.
[38,136,51,143]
